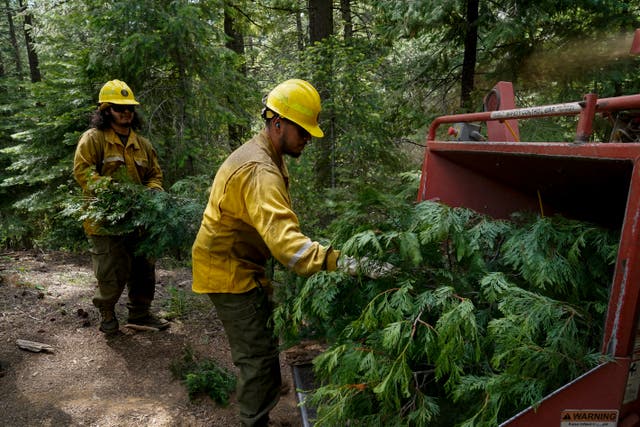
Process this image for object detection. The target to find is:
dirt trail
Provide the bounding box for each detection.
[0,250,301,426]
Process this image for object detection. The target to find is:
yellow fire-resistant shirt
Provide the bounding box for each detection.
[73,127,163,235]
[191,129,339,294]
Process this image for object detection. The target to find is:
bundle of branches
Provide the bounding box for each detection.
[273,186,618,426]
[63,172,204,259]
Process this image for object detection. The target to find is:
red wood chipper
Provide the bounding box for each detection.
[417,30,640,427]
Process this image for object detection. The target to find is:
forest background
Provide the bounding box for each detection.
[1,0,639,253]
[2,1,640,426]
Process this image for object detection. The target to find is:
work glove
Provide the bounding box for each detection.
[337,255,394,279]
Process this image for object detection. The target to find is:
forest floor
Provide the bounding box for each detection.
[0,250,303,427]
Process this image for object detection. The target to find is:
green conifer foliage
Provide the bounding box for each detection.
[274,183,618,426]
[62,171,206,260]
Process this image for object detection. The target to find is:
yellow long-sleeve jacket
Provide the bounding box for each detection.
[191,129,339,294]
[73,127,163,235]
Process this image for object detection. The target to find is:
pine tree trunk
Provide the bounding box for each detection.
[340,0,352,40]
[19,0,40,82]
[5,0,23,79]
[308,0,332,44]
[296,2,304,51]
[460,0,479,112]
[308,0,334,190]
[224,6,248,150]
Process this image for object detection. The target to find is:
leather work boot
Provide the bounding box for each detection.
[127,312,170,330]
[99,309,119,335]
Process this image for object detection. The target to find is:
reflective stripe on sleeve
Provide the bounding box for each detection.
[288,240,312,269]
[103,156,125,164]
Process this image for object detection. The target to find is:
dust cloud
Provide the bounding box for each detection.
[519,31,637,85]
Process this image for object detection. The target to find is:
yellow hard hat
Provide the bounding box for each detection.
[264,79,324,138]
[98,79,139,105]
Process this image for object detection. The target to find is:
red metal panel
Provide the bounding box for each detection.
[485,81,520,142]
[632,29,640,54]
[575,93,598,142]
[419,145,540,218]
[500,359,629,426]
[603,159,640,358]
[424,140,640,158]
[418,140,640,222]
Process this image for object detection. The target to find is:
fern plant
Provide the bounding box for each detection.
[274,181,618,427]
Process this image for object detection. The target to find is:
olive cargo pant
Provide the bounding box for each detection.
[209,288,281,427]
[88,234,156,315]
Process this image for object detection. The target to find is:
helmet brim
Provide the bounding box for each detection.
[110,100,140,105]
[306,125,324,138]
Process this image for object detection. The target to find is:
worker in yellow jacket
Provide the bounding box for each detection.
[192,79,339,426]
[74,79,169,335]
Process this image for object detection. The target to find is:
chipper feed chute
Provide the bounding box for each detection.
[419,79,640,426]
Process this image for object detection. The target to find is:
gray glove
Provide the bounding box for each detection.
[337,256,394,279]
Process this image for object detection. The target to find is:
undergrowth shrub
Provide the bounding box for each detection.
[170,346,236,405]
[164,286,190,320]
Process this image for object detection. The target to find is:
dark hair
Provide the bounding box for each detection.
[261,107,278,128]
[89,106,143,130]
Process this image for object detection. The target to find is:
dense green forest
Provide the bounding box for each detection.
[1,0,639,252]
[3,1,640,425]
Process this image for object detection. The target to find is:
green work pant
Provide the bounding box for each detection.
[208,288,281,427]
[88,234,156,314]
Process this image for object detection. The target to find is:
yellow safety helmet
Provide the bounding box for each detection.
[98,79,139,105]
[263,79,324,138]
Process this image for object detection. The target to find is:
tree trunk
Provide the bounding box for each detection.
[307,0,333,189]
[296,2,304,51]
[224,6,248,150]
[308,0,333,43]
[5,0,23,79]
[224,8,245,71]
[460,0,479,112]
[340,0,352,40]
[176,58,192,177]
[19,0,40,82]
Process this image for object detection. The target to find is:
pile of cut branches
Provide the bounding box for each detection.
[274,185,618,426]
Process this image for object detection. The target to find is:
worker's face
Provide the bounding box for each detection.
[278,118,312,158]
[109,104,135,128]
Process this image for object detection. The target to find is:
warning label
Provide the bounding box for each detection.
[560,410,618,427]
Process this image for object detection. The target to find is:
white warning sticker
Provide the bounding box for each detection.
[560,410,618,427]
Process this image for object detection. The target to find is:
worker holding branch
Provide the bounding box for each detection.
[191,79,389,426]
[74,79,169,335]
